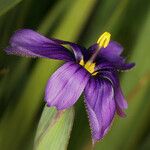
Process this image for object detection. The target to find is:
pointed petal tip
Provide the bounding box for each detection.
[123,62,135,70]
[121,113,127,118]
[130,62,136,68]
[121,99,128,109]
[116,108,127,118]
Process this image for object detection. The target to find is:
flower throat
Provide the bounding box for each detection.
[79,32,111,75]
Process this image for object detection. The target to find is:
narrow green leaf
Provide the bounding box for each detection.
[53,0,96,41]
[82,0,130,46]
[139,132,150,150]
[0,0,22,17]
[34,106,74,150]
[0,59,30,100]
[124,84,150,150]
[38,0,72,34]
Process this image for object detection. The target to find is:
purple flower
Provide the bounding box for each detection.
[5,29,135,143]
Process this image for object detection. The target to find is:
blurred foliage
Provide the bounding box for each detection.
[0,0,149,150]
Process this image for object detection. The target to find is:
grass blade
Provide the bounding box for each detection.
[0,0,22,17]
[34,107,74,150]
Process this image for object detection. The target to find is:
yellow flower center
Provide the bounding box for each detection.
[79,59,98,76]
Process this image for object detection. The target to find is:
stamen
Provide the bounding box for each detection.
[88,31,111,63]
[97,32,111,48]
[79,58,84,66]
[79,59,98,75]
[84,61,95,74]
[79,32,111,76]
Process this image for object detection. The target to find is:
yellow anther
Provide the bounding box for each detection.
[79,59,98,76]
[79,59,84,66]
[97,32,111,48]
[84,61,95,74]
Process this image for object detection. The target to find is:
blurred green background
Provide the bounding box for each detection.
[0,0,150,150]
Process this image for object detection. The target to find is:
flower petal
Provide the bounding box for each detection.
[50,38,86,62]
[84,78,116,142]
[89,41,123,61]
[45,62,90,110]
[95,59,135,71]
[95,61,114,71]
[101,71,128,117]
[5,29,74,61]
[100,41,123,61]
[89,41,135,71]
[115,61,135,70]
